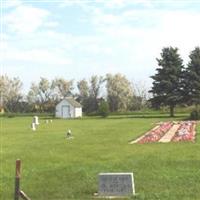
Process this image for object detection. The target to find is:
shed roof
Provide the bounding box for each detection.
[63,97,82,108]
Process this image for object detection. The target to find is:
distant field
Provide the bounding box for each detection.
[1,114,200,200]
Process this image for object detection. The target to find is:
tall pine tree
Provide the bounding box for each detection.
[150,47,184,117]
[183,47,200,109]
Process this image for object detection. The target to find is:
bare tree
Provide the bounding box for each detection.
[131,81,150,110]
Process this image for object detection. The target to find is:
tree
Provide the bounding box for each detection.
[52,78,73,101]
[150,47,184,117]
[98,99,109,117]
[77,79,89,98]
[131,82,150,110]
[89,75,105,112]
[77,79,90,112]
[106,73,133,112]
[0,75,8,110]
[183,47,200,109]
[77,76,104,113]
[27,77,54,112]
[0,75,23,112]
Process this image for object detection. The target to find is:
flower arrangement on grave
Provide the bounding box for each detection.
[172,121,196,142]
[138,122,173,144]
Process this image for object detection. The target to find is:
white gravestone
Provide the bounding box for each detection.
[46,120,49,124]
[31,123,36,131]
[98,173,135,197]
[33,116,39,125]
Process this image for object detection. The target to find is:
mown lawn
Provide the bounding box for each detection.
[0,115,200,200]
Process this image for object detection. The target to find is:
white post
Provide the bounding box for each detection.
[31,123,36,131]
[33,116,39,125]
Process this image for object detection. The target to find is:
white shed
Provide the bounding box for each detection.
[55,97,82,118]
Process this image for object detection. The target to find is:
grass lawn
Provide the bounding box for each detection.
[1,114,200,200]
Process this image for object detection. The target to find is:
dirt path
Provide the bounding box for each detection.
[159,124,180,143]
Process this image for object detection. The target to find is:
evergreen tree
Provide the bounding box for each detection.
[150,47,184,117]
[183,47,200,109]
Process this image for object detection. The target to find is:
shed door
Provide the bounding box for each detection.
[62,105,70,118]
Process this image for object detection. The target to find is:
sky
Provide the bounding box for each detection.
[1,0,200,93]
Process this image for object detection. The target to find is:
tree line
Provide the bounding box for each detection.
[1,46,199,117]
[150,46,200,118]
[0,74,149,114]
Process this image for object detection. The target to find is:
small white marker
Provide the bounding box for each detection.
[31,122,36,131]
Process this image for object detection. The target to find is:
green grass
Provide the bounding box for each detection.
[0,115,200,200]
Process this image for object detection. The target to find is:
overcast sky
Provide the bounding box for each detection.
[1,0,200,93]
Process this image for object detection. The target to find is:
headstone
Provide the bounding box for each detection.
[31,123,36,131]
[98,173,135,197]
[46,120,49,124]
[50,120,53,123]
[33,116,39,125]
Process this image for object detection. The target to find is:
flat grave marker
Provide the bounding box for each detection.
[98,172,135,198]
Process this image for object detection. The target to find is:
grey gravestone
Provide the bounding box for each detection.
[98,173,135,197]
